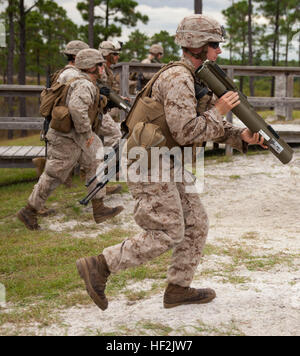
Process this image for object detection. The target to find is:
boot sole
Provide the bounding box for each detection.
[107,185,123,195]
[16,210,40,231]
[164,296,216,309]
[37,208,57,217]
[76,258,108,311]
[94,206,124,224]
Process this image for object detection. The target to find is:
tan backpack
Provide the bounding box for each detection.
[39,78,79,133]
[125,61,195,152]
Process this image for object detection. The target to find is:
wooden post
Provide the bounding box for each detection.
[274,73,286,120]
[286,74,294,121]
[194,0,203,14]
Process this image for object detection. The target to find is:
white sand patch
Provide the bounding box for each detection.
[2,148,300,336]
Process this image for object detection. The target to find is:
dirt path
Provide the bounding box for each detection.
[5,149,300,336]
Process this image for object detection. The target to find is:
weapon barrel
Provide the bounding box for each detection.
[108,90,131,113]
[195,61,294,164]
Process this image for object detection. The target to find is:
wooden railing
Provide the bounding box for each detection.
[0,63,300,167]
[113,62,300,121]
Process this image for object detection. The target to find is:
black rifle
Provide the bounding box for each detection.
[79,86,131,206]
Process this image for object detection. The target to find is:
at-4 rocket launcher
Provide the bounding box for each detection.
[195,60,294,164]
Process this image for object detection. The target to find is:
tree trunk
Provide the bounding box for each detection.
[271,0,280,97]
[7,0,15,139]
[105,0,109,40]
[37,48,40,85]
[7,0,14,85]
[284,32,289,66]
[194,0,203,14]
[88,0,94,47]
[19,0,27,136]
[299,34,300,67]
[18,0,26,86]
[248,0,254,96]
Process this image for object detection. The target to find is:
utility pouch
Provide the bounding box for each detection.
[50,106,72,133]
[127,96,165,130]
[127,122,166,167]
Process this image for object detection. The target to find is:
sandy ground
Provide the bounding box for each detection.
[2,148,300,336]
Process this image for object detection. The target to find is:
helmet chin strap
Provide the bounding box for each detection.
[184,45,208,61]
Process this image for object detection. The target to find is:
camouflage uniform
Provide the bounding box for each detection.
[103,55,246,287]
[99,64,122,147]
[75,15,243,310]
[98,41,122,147]
[56,65,80,84]
[140,44,164,85]
[28,72,105,212]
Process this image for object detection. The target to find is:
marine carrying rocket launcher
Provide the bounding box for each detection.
[195,60,294,165]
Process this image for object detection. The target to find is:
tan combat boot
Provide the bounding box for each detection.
[163,283,216,309]
[17,204,40,231]
[32,157,46,177]
[106,184,122,195]
[37,207,57,217]
[76,254,110,310]
[92,199,123,224]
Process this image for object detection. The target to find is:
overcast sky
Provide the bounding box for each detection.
[0,0,298,59]
[55,0,229,41]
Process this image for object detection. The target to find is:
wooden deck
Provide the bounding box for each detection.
[0,146,45,168]
[272,125,300,143]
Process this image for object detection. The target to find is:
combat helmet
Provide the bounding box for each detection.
[75,49,105,70]
[175,14,226,48]
[62,40,89,56]
[149,44,164,56]
[99,41,122,57]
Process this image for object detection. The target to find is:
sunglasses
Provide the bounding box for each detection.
[208,42,220,49]
[112,52,120,56]
[97,62,103,67]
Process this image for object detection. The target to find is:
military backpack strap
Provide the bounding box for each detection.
[49,66,71,87]
[125,61,196,128]
[142,61,196,98]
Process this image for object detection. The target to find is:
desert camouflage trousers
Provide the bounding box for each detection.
[28,130,105,211]
[100,112,122,147]
[103,173,209,287]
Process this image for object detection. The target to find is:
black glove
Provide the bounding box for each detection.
[99,86,110,97]
[106,99,119,110]
[194,83,209,100]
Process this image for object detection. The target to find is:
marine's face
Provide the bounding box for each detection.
[109,53,120,65]
[206,43,222,61]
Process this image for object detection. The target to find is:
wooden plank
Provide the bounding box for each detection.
[11,146,33,157]
[12,146,35,158]
[1,146,24,157]
[248,97,300,109]
[24,146,44,157]
[113,63,300,77]
[0,146,12,155]
[12,146,40,158]
[0,146,45,159]
[0,84,43,97]
[0,122,43,130]
[0,117,44,122]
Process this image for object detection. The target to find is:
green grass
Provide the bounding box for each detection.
[0,134,299,334]
[0,171,170,329]
[0,133,43,146]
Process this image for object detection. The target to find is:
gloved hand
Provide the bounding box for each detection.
[194,83,209,100]
[106,99,119,109]
[99,86,110,97]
